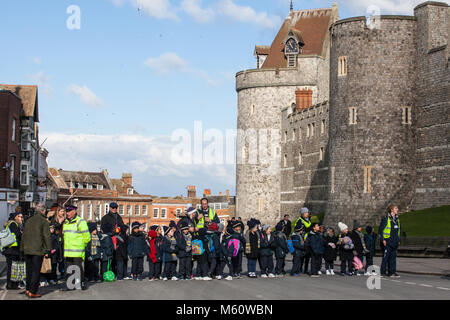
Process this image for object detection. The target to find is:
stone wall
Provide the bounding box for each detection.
[413,2,450,209]
[326,16,418,229]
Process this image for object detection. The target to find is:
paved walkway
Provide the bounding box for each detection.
[373,257,450,276]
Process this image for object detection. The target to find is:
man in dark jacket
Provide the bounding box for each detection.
[101,202,125,232]
[307,223,324,277]
[379,205,401,277]
[280,215,292,238]
[20,203,51,298]
[2,212,24,290]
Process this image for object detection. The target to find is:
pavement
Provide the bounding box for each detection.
[0,255,449,300]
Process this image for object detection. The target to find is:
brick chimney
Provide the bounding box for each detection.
[122,173,132,186]
[226,189,230,201]
[203,189,211,197]
[295,88,313,111]
[187,185,196,198]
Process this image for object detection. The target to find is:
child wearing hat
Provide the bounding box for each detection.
[273,221,289,277]
[259,224,275,278]
[100,223,115,281]
[176,221,193,280]
[229,220,246,278]
[162,226,179,280]
[128,222,150,281]
[337,222,354,276]
[219,226,234,280]
[350,221,368,276]
[147,225,163,281]
[290,221,305,276]
[323,227,338,275]
[307,223,324,277]
[192,228,211,280]
[115,225,130,280]
[85,222,103,283]
[245,219,260,278]
[364,226,377,275]
[206,222,221,279]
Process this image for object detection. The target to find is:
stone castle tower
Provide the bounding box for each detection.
[235,1,449,228]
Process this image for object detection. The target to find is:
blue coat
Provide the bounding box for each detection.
[100,233,114,262]
[162,235,178,262]
[364,233,377,257]
[307,231,324,256]
[290,232,305,258]
[127,232,150,259]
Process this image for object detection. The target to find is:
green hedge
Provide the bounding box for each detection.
[398,205,450,237]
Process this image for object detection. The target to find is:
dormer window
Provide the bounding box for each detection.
[127,188,134,195]
[284,30,304,68]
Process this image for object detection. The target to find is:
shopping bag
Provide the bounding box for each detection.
[40,257,52,273]
[10,260,26,282]
[103,259,115,282]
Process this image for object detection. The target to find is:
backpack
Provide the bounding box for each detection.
[206,235,214,253]
[352,256,364,270]
[0,222,17,251]
[227,239,240,257]
[192,239,204,255]
[287,239,296,254]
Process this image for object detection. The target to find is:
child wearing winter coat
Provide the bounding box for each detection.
[128,222,150,281]
[259,224,275,278]
[85,222,103,282]
[206,223,221,279]
[273,222,289,277]
[216,224,233,280]
[350,221,369,276]
[147,226,163,281]
[290,222,306,276]
[162,226,178,280]
[115,225,129,280]
[245,219,260,278]
[364,226,377,274]
[192,227,211,280]
[228,220,246,278]
[100,223,115,280]
[323,227,338,275]
[337,222,354,276]
[176,221,193,280]
[307,223,324,277]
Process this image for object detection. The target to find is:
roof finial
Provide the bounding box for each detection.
[290,0,293,12]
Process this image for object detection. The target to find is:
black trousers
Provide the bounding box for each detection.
[325,260,335,270]
[148,261,161,279]
[217,259,233,276]
[116,259,127,280]
[260,255,274,275]
[231,252,243,275]
[25,255,43,294]
[291,255,302,275]
[302,253,311,273]
[5,254,19,289]
[178,256,192,278]
[208,257,219,275]
[194,253,209,277]
[311,254,322,275]
[275,257,285,275]
[163,261,177,278]
[65,257,85,288]
[381,245,398,275]
[85,259,101,281]
[131,257,144,277]
[365,254,374,271]
[340,258,353,274]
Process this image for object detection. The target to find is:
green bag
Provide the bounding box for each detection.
[103,259,115,282]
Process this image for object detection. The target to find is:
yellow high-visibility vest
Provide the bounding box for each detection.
[195,208,216,229]
[63,215,91,260]
[383,216,401,239]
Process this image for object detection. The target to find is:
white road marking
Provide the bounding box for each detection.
[405,282,417,285]
[390,280,401,283]
[436,287,450,291]
[420,284,433,288]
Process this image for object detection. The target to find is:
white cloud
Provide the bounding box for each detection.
[346,0,424,15]
[216,0,282,29]
[144,52,220,86]
[27,72,52,96]
[40,132,235,195]
[181,0,215,23]
[67,84,105,108]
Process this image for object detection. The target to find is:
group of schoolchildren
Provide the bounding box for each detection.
[82,205,378,282]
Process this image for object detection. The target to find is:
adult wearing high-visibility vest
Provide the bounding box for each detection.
[2,212,23,290]
[378,204,401,278]
[61,204,91,291]
[294,207,312,274]
[194,198,220,231]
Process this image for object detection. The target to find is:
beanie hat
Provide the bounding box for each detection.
[180,221,190,231]
[132,222,141,230]
[247,219,257,230]
[169,220,177,229]
[366,226,373,234]
[262,224,270,231]
[8,212,21,220]
[353,220,361,230]
[88,222,97,233]
[254,219,261,226]
[338,222,348,233]
[300,207,309,215]
[186,206,197,216]
[150,225,159,231]
[275,221,284,232]
[109,202,118,209]
[208,222,219,231]
[101,223,113,234]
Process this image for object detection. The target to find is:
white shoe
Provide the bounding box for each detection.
[318,271,322,275]
[261,274,268,278]
[330,270,335,275]
[123,276,132,280]
[268,273,275,278]
[326,270,331,275]
[162,277,168,281]
[364,272,370,276]
[203,277,212,281]
[194,277,201,280]
[225,276,233,281]
[171,277,178,281]
[216,275,222,280]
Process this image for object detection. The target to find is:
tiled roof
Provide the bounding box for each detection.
[261,7,338,69]
[56,169,113,189]
[0,84,39,121]
[48,168,68,189]
[254,45,271,56]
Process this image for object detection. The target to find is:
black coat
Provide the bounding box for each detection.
[338,233,354,261]
[350,230,364,255]
[290,232,305,258]
[115,232,129,261]
[100,233,115,261]
[259,233,275,256]
[364,233,377,257]
[49,233,59,264]
[220,234,234,259]
[175,230,193,258]
[279,220,292,237]
[307,231,324,256]
[100,212,125,234]
[245,230,260,259]
[229,230,245,254]
[274,231,289,259]
[162,235,178,262]
[323,234,338,261]
[128,232,150,259]
[206,232,221,259]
